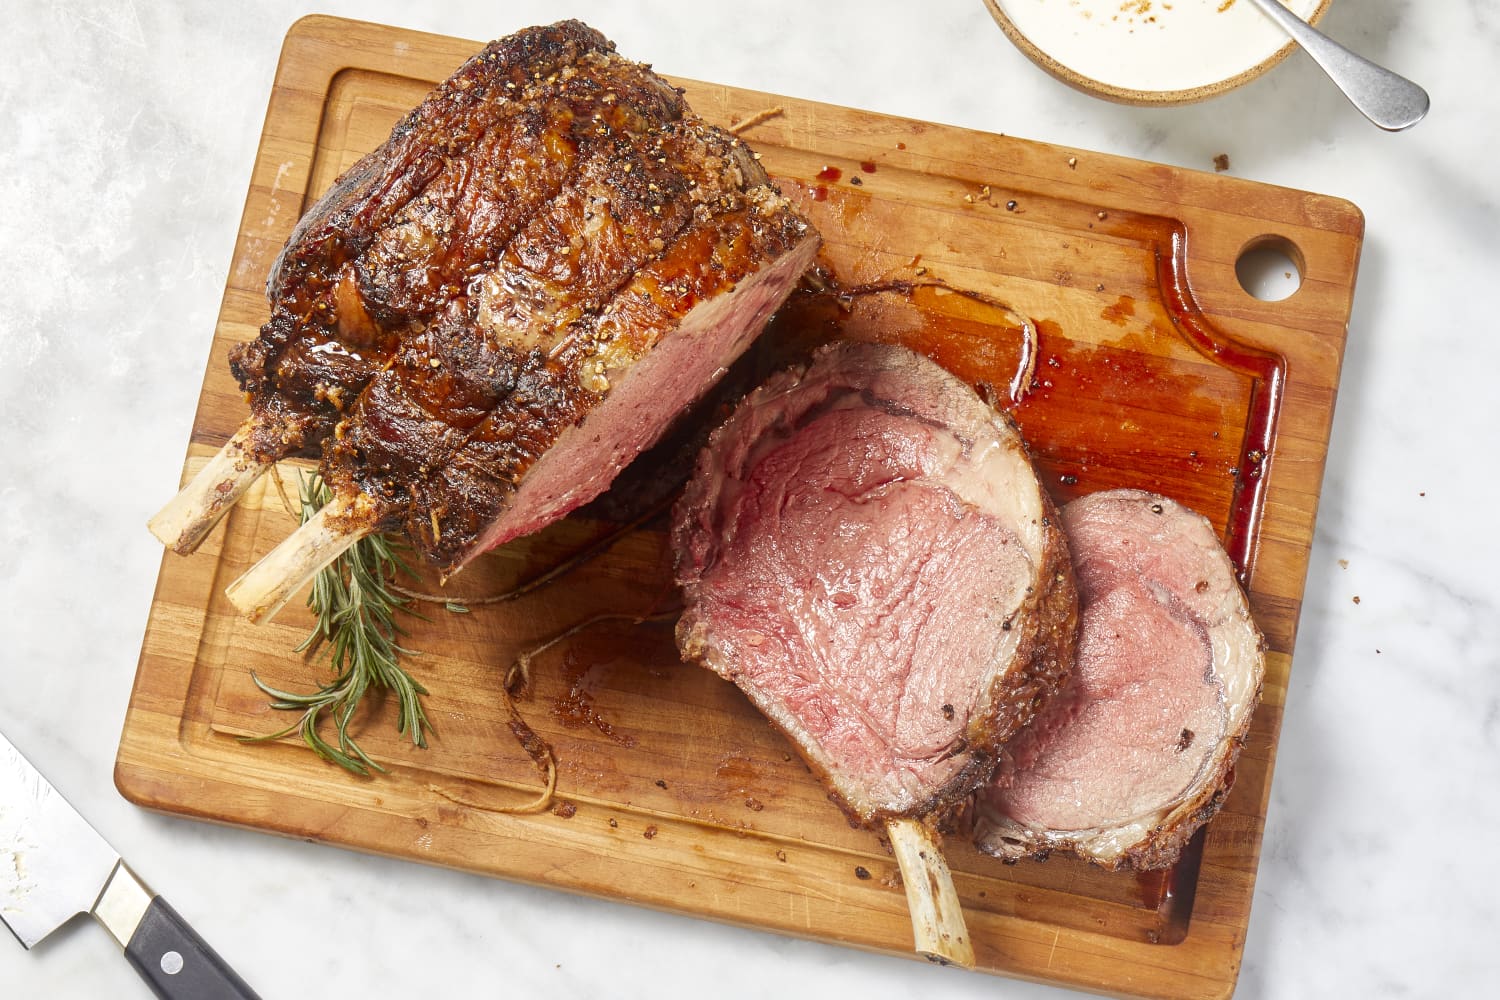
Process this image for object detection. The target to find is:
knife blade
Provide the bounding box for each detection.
[1,730,259,999]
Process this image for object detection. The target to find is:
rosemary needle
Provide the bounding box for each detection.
[245,472,433,775]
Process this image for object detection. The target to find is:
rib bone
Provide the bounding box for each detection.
[224,494,374,624]
[887,818,975,969]
[148,423,270,554]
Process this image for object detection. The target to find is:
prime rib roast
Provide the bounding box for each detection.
[970,489,1266,870]
[149,20,819,621]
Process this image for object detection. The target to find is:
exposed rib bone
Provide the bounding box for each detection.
[225,493,375,624]
[149,423,272,554]
[887,817,975,969]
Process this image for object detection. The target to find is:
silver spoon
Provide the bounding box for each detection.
[1245,0,1429,131]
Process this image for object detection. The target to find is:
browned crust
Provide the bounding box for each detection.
[983,662,1261,873]
[352,201,816,569]
[225,19,816,567]
[230,21,623,457]
[968,472,1078,763]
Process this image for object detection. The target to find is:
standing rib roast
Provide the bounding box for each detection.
[149,20,819,621]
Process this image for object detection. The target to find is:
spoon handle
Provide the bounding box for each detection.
[1246,0,1429,131]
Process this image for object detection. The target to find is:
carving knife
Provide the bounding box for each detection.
[1,729,259,998]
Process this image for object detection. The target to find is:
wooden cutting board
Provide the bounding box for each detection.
[119,15,1360,1000]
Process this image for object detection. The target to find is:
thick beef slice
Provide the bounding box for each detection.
[972,488,1265,870]
[675,342,1076,826]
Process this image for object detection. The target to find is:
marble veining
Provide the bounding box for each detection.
[2,1,1496,998]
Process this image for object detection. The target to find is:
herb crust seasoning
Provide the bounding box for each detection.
[228,19,819,576]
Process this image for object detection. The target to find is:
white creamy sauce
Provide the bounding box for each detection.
[998,0,1325,93]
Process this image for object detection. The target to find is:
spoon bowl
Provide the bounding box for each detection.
[1242,0,1428,130]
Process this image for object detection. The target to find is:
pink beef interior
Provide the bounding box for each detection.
[690,399,1033,812]
[988,494,1230,831]
[466,237,818,560]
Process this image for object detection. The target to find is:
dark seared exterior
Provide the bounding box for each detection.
[226,21,815,569]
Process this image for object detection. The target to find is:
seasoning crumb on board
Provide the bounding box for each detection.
[1338,559,1349,569]
[643,824,658,839]
[727,105,784,134]
[1213,153,1231,172]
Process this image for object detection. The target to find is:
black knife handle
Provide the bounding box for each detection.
[123,896,261,1000]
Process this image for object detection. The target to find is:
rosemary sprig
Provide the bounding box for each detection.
[245,472,433,775]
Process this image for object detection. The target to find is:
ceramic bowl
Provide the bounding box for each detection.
[983,0,1334,105]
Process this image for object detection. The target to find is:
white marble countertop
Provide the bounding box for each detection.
[2,1,1495,997]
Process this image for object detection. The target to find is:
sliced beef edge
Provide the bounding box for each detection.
[970,488,1266,871]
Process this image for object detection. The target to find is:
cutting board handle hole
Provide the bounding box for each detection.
[1235,236,1304,302]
